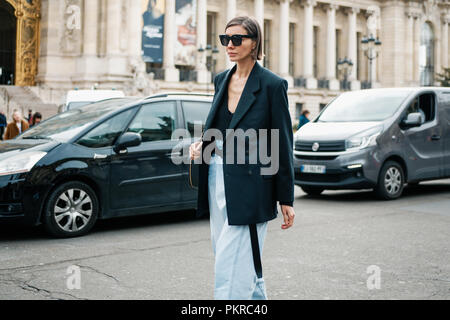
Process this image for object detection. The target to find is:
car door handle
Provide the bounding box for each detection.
[431,135,441,141]
[94,154,108,159]
[166,151,182,157]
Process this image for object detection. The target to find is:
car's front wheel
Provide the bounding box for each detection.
[374,161,405,200]
[43,181,99,237]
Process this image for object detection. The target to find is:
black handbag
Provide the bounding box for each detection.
[189,159,200,189]
[189,134,203,189]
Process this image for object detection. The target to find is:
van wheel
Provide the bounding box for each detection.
[43,182,99,238]
[375,161,405,200]
[301,186,324,196]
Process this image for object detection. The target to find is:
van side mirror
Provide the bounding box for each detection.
[400,113,422,129]
[114,132,142,154]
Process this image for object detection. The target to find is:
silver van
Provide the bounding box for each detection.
[294,87,450,199]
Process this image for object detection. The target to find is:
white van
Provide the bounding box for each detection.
[61,90,125,112]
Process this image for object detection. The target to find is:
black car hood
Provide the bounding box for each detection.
[0,139,60,154]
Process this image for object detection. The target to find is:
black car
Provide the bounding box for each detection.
[0,93,212,237]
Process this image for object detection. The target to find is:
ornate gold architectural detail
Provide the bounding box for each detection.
[4,0,41,86]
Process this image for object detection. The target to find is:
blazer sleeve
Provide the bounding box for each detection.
[270,79,294,206]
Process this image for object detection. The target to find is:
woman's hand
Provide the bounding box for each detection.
[189,141,203,161]
[281,205,295,230]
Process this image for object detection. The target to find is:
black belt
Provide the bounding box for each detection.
[249,224,263,279]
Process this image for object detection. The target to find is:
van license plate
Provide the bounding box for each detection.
[301,165,326,174]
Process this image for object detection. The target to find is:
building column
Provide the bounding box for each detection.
[254,0,264,66]
[434,21,441,86]
[196,0,209,83]
[36,0,70,86]
[128,0,142,60]
[302,0,317,89]
[442,17,449,69]
[106,0,127,77]
[74,0,99,84]
[279,0,293,87]
[83,0,98,56]
[413,13,422,84]
[164,0,179,82]
[346,7,360,90]
[226,0,237,69]
[325,4,339,90]
[405,12,414,85]
[254,0,264,37]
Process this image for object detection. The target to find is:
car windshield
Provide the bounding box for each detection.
[67,101,94,110]
[318,90,412,122]
[20,98,137,142]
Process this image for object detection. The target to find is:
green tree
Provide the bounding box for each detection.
[436,67,450,87]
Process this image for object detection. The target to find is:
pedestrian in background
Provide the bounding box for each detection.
[297,110,310,130]
[4,110,29,140]
[31,112,42,128]
[0,111,6,140]
[190,16,295,300]
[27,109,33,125]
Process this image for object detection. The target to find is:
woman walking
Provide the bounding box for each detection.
[190,16,295,300]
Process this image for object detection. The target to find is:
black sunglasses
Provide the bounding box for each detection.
[219,34,255,46]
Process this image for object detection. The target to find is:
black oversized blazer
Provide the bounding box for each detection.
[195,61,294,225]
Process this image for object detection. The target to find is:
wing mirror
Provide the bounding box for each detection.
[114,132,142,154]
[400,113,422,129]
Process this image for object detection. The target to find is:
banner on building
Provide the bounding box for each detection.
[142,0,165,63]
[175,0,197,66]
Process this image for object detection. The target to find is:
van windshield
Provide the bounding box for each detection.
[318,90,412,122]
[20,98,137,142]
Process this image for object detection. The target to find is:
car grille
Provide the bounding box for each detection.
[295,155,338,161]
[295,140,346,152]
[295,172,351,183]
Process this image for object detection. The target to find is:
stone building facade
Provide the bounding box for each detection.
[0,0,449,121]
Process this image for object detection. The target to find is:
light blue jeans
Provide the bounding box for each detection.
[208,140,268,300]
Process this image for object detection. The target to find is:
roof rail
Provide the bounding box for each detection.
[143,92,214,100]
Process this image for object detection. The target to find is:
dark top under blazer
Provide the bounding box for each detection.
[210,89,233,156]
[196,61,294,225]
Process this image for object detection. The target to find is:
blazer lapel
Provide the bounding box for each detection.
[203,61,262,144]
[225,61,261,142]
[203,64,237,133]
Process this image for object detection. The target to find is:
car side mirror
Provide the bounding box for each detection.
[400,112,422,129]
[114,132,142,154]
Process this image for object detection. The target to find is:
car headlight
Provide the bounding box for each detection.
[346,132,381,150]
[0,151,47,176]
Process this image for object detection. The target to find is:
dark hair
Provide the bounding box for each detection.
[302,110,310,116]
[32,112,42,125]
[225,16,263,61]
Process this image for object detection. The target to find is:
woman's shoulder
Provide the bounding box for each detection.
[214,63,287,89]
[259,65,288,89]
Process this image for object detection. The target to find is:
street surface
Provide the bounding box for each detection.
[1,180,449,300]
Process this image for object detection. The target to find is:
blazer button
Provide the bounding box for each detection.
[248,170,252,175]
